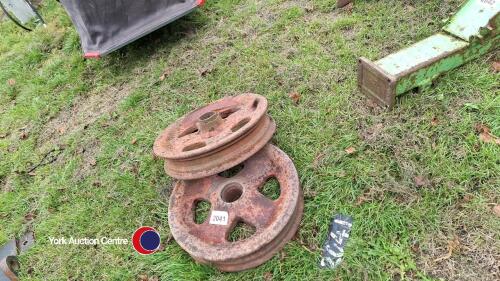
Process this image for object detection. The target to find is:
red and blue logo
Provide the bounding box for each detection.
[132,227,161,255]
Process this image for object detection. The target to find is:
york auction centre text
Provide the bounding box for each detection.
[49,237,129,245]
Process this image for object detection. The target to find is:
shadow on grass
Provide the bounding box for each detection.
[101,11,210,74]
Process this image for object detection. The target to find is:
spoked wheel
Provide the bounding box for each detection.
[168,144,303,272]
[154,94,276,180]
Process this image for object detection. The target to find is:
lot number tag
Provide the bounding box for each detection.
[209,211,229,225]
[319,214,353,269]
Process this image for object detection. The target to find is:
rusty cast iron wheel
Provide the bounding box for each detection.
[153,94,276,180]
[0,256,20,281]
[168,144,303,272]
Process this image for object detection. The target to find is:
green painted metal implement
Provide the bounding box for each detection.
[358,0,499,109]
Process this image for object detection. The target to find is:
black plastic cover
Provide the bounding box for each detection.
[59,0,201,57]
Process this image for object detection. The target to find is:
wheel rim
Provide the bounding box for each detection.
[168,144,303,271]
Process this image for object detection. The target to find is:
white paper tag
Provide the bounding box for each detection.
[209,211,229,225]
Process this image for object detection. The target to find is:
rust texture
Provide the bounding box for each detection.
[0,240,19,281]
[168,144,304,272]
[153,94,276,180]
[0,231,35,280]
[0,257,19,281]
[357,57,397,108]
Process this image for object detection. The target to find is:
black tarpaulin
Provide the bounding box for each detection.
[60,0,203,58]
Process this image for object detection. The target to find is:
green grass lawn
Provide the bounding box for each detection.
[1,0,499,280]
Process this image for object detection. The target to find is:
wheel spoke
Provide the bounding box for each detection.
[223,108,252,127]
[238,154,276,189]
[235,191,278,229]
[173,129,203,148]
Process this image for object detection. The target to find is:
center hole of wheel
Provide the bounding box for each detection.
[199,111,217,122]
[221,183,243,203]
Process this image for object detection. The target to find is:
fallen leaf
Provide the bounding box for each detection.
[492,61,500,73]
[475,124,500,145]
[345,146,356,154]
[89,158,97,166]
[7,78,16,86]
[434,237,460,262]
[159,68,171,81]
[288,92,300,105]
[19,132,28,140]
[431,117,439,126]
[479,132,500,145]
[493,205,500,217]
[131,138,138,145]
[475,123,490,134]
[476,123,500,145]
[264,272,273,281]
[57,126,66,135]
[414,176,429,187]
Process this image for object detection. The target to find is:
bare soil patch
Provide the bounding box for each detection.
[417,231,499,280]
[416,200,500,281]
[73,138,101,182]
[38,83,134,148]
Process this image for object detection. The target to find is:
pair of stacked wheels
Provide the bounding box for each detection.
[153,94,303,272]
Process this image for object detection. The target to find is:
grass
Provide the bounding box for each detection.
[1,0,499,280]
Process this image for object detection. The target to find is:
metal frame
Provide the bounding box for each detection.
[358,0,499,109]
[0,0,44,31]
